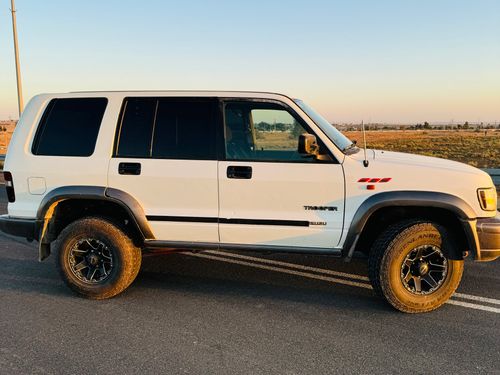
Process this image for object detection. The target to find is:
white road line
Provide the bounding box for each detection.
[187,252,500,314]
[207,250,370,281]
[446,299,500,314]
[186,253,372,289]
[452,293,500,306]
[210,250,500,308]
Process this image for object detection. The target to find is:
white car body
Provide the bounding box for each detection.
[1,91,498,261]
[2,90,499,312]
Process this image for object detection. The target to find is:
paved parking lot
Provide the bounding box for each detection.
[0,189,499,374]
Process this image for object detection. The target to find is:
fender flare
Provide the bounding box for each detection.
[37,186,154,260]
[342,191,477,259]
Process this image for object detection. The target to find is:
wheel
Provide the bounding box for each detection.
[54,217,142,299]
[368,221,464,313]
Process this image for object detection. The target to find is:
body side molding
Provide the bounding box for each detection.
[342,191,478,259]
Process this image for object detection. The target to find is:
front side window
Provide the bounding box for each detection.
[224,101,332,162]
[32,98,108,156]
[115,98,217,160]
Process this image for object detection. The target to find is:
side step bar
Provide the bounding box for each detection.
[143,240,343,256]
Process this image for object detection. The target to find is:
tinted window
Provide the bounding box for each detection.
[33,98,107,156]
[152,100,216,159]
[115,98,217,160]
[116,98,156,158]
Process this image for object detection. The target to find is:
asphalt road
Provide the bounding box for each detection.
[0,189,499,374]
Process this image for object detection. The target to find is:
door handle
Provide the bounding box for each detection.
[119,162,141,175]
[227,166,252,179]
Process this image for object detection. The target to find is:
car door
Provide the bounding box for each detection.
[108,97,220,243]
[218,100,344,249]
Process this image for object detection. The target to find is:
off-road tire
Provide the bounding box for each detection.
[368,220,464,313]
[54,217,142,299]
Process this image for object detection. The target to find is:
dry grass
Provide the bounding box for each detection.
[344,130,500,168]
[0,124,498,168]
[0,122,15,151]
[255,132,296,150]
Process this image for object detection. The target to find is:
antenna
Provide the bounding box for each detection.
[362,120,369,167]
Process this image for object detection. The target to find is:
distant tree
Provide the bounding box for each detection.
[291,120,303,138]
[423,121,431,129]
[463,121,469,129]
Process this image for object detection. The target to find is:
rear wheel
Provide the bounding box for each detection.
[54,217,142,299]
[368,221,463,313]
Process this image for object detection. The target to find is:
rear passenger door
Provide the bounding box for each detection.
[108,97,220,243]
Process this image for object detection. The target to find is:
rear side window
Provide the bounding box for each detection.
[115,97,217,160]
[32,98,108,156]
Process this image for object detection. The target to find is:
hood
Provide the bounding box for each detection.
[345,148,496,219]
[372,150,483,175]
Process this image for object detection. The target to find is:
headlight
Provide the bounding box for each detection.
[477,187,497,211]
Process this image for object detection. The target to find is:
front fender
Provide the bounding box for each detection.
[342,191,477,259]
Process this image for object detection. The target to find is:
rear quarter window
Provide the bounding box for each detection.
[114,97,217,160]
[32,98,108,156]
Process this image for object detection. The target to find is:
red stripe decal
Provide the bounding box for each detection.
[358,178,392,183]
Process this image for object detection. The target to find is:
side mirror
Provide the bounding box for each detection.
[298,133,319,157]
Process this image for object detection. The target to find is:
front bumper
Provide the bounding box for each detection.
[475,215,500,262]
[0,214,39,241]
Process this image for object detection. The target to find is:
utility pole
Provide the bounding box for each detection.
[10,0,24,117]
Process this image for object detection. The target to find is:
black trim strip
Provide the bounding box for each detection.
[219,218,309,227]
[146,216,309,227]
[146,215,218,223]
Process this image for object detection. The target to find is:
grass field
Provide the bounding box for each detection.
[256,129,499,168]
[0,125,498,169]
[344,130,500,168]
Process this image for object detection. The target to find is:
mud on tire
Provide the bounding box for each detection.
[54,217,142,299]
[368,221,464,313]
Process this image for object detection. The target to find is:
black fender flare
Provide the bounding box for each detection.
[342,191,478,259]
[37,186,154,260]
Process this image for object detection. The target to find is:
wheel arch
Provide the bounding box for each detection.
[342,191,478,260]
[37,186,154,260]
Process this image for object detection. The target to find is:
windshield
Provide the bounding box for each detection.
[294,99,354,152]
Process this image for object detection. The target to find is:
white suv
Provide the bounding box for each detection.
[1,91,498,313]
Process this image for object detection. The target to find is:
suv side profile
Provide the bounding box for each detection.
[1,91,499,313]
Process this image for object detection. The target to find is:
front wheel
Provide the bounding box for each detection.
[54,217,142,299]
[368,221,464,313]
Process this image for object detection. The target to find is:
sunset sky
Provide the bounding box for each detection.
[0,0,499,123]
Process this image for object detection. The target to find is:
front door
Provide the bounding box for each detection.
[108,97,220,243]
[218,100,344,249]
